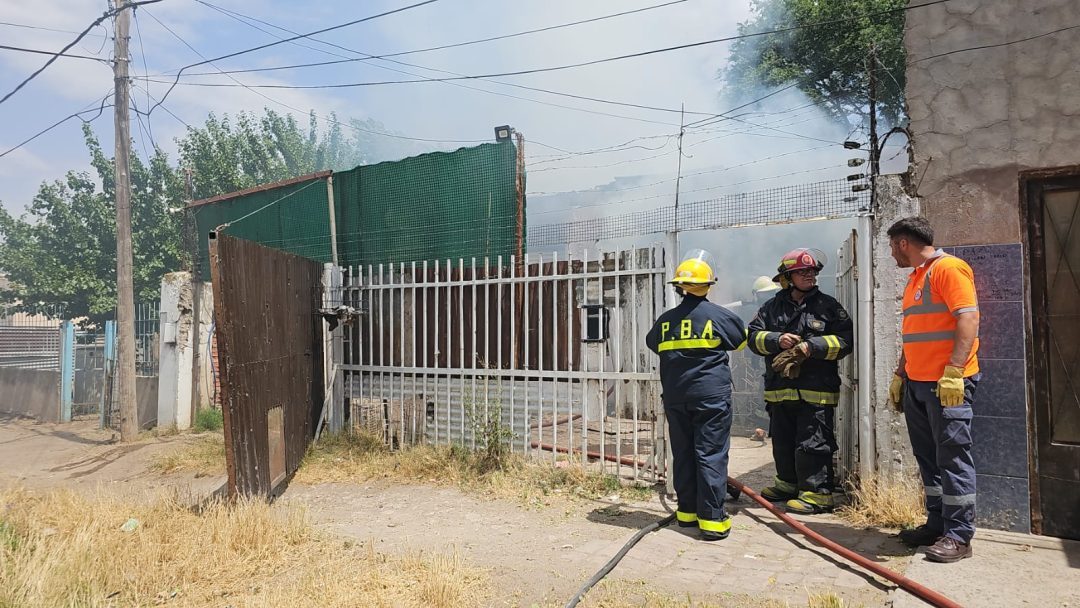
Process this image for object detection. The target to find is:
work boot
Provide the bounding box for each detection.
[698,516,731,541]
[675,511,698,528]
[925,537,972,563]
[898,524,942,547]
[760,477,798,502]
[785,490,835,514]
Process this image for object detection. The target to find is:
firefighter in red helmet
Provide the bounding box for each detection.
[747,248,853,514]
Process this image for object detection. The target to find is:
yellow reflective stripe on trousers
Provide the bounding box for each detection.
[698,517,731,533]
[657,338,722,352]
[764,388,800,403]
[676,511,698,523]
[799,390,839,405]
[764,388,839,405]
[823,335,841,360]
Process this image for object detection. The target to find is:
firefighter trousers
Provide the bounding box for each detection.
[768,399,837,493]
[903,377,978,544]
[664,394,732,523]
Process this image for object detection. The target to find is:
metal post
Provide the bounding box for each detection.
[326,176,339,265]
[59,321,75,423]
[99,320,117,429]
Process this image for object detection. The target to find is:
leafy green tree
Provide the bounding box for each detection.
[0,124,185,324]
[722,0,907,129]
[178,109,421,199]
[0,108,403,322]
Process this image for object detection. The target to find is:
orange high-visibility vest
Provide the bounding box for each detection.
[901,252,980,382]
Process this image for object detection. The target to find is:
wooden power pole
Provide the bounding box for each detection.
[113,0,138,441]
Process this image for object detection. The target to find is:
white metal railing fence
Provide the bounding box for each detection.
[337,247,670,482]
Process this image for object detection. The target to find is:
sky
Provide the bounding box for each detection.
[0,0,904,283]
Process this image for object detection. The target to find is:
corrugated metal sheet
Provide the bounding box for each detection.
[209,234,324,499]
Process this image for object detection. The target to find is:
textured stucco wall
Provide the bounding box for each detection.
[872,176,921,480]
[905,0,1080,245]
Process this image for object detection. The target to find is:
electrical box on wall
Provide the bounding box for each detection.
[582,304,609,342]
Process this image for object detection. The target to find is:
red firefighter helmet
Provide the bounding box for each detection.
[772,248,826,283]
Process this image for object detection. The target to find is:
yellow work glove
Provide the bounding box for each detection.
[936,365,966,407]
[888,374,905,413]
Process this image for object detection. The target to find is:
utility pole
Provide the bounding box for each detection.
[866,46,880,208]
[665,105,686,311]
[113,0,138,441]
[184,167,204,418]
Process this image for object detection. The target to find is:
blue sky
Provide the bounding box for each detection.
[0,0,889,224]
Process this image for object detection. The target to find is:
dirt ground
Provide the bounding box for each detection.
[4,414,1077,608]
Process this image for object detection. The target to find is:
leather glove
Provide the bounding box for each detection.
[771,342,809,372]
[936,365,966,407]
[888,374,905,413]
[772,342,809,379]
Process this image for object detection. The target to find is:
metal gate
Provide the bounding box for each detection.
[339,247,669,482]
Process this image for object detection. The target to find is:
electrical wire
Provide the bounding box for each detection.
[144,1,950,94]
[147,0,443,116]
[0,20,107,37]
[164,3,690,126]
[132,8,155,147]
[0,44,110,63]
[909,22,1080,63]
[141,10,490,146]
[0,93,113,159]
[0,0,163,107]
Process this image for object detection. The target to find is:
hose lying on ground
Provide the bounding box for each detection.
[561,469,965,608]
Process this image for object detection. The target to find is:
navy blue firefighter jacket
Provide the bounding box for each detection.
[645,295,748,404]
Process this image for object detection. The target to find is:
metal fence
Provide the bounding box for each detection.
[135,301,160,376]
[527,179,868,248]
[338,247,669,482]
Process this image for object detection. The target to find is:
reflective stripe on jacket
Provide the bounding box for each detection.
[746,287,853,405]
[901,252,980,381]
[645,295,747,403]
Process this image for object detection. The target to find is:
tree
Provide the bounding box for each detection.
[0,124,185,325]
[0,108,408,322]
[722,0,907,129]
[177,109,424,199]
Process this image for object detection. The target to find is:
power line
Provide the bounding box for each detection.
[0,20,108,38]
[132,84,191,129]
[148,0,443,116]
[132,9,155,150]
[141,10,490,146]
[185,0,717,119]
[0,0,163,107]
[175,2,693,126]
[0,93,113,159]
[0,44,110,63]
[145,1,949,96]
[910,22,1080,63]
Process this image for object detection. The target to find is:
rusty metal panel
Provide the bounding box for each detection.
[209,234,324,499]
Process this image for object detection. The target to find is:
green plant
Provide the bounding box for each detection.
[192,408,224,433]
[462,383,515,473]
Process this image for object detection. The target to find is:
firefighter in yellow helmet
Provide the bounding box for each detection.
[646,251,747,540]
[747,248,853,514]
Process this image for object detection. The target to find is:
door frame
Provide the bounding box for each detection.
[1020,165,1080,536]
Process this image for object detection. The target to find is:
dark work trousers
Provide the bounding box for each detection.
[665,394,733,523]
[768,400,837,493]
[903,376,978,544]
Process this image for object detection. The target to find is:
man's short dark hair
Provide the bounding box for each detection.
[887,216,934,246]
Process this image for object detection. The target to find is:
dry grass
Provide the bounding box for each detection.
[298,431,655,504]
[836,473,925,530]
[150,432,226,476]
[563,580,856,608]
[0,486,488,608]
[156,430,653,505]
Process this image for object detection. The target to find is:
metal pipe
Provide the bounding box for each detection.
[856,213,876,479]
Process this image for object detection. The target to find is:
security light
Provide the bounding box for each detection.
[494,125,513,142]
